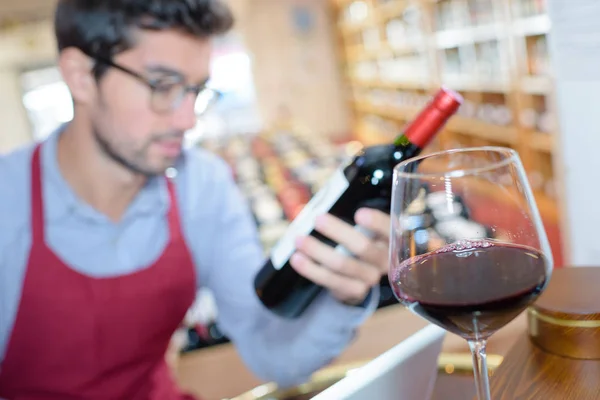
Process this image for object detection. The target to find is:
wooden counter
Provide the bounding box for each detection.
[173,304,527,400]
[489,334,600,399]
[487,267,600,399]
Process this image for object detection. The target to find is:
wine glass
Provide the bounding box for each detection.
[388,147,553,400]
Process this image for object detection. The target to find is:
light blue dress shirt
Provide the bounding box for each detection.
[0,127,378,387]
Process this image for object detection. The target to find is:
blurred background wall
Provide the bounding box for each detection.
[1,0,600,267]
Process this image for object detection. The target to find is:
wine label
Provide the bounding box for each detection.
[270,167,350,270]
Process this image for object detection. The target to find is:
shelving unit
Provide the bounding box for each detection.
[201,130,359,253]
[329,0,559,224]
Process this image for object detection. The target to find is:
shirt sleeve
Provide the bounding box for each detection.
[201,158,379,388]
[0,147,34,368]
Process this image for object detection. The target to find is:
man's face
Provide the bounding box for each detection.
[89,30,212,175]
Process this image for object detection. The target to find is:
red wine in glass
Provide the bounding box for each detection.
[391,239,550,341]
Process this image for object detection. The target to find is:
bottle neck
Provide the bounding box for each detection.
[396,104,454,149]
[393,133,412,148]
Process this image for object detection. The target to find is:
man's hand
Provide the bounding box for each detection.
[290,208,391,306]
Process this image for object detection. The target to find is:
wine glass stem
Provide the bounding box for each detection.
[468,339,491,400]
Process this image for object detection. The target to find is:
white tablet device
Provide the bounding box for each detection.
[311,324,445,400]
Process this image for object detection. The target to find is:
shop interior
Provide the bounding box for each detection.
[0,0,596,399]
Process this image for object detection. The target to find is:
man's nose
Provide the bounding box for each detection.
[170,93,198,132]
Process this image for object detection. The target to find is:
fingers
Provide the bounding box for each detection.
[315,213,388,271]
[354,208,391,240]
[295,235,380,287]
[314,214,373,258]
[290,252,371,305]
[290,210,393,305]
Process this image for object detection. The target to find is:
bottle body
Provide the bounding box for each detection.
[254,87,463,318]
[254,143,421,317]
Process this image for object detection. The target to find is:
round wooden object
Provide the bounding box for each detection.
[528,267,600,360]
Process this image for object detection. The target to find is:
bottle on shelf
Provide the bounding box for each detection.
[253,86,464,319]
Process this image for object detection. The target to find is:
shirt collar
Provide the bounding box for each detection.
[41,125,170,224]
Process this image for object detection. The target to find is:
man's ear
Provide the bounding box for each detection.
[58,47,97,105]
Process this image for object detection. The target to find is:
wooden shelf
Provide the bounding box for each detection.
[330,0,560,224]
[345,42,419,61]
[339,16,379,35]
[520,76,553,95]
[351,77,432,91]
[355,99,518,144]
[446,117,519,145]
[434,23,505,49]
[377,0,409,20]
[354,99,421,120]
[355,122,390,146]
[443,76,512,94]
[529,132,554,153]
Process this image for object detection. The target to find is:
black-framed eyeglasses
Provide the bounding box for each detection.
[90,54,222,115]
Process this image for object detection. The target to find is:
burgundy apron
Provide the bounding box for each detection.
[0,144,199,400]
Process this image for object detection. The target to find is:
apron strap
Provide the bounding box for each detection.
[165,178,183,242]
[30,144,45,243]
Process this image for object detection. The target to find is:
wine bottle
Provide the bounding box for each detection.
[254,87,463,318]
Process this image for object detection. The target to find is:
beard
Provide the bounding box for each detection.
[91,125,184,177]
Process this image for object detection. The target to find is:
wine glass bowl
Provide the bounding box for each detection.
[388,147,553,400]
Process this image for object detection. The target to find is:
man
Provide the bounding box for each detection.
[0,0,392,399]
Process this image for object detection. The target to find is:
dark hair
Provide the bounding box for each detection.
[55,0,234,78]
